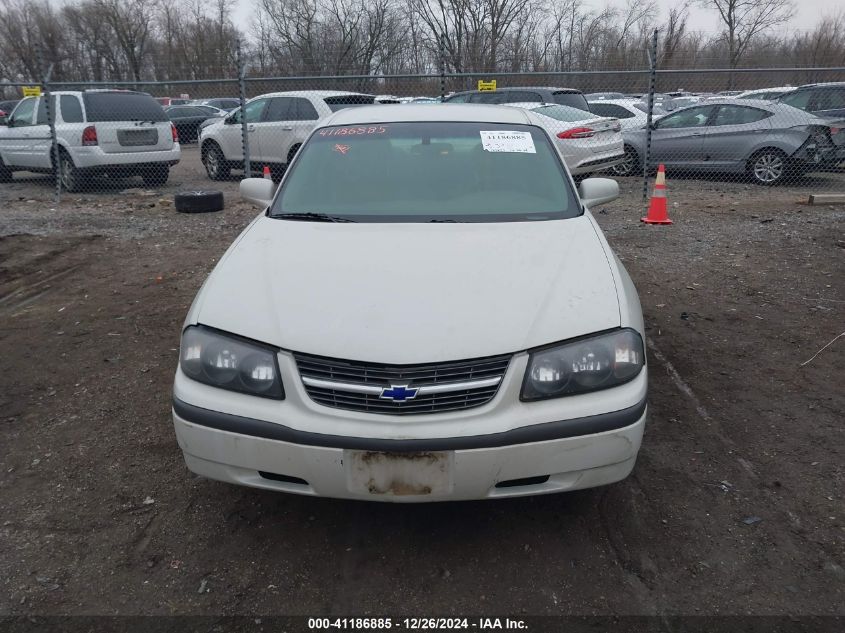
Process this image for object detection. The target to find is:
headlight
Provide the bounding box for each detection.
[521,329,644,401]
[179,326,284,399]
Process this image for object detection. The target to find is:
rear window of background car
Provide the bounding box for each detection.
[590,103,636,118]
[472,91,543,104]
[552,92,591,112]
[82,92,167,122]
[323,95,376,112]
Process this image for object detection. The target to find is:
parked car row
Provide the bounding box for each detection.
[1,82,843,190]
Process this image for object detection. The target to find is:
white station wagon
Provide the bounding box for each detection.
[173,104,647,502]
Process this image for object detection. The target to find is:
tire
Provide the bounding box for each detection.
[0,156,12,183]
[175,190,224,213]
[611,146,639,177]
[748,149,788,186]
[142,165,170,188]
[202,142,230,181]
[59,150,83,193]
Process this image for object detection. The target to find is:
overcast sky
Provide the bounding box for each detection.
[229,0,834,38]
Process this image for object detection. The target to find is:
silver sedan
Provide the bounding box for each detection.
[612,99,843,185]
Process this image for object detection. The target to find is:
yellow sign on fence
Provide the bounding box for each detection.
[477,80,497,92]
[22,86,41,97]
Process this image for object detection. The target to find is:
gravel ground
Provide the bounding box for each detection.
[0,146,843,620]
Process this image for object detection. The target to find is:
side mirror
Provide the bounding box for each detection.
[240,177,275,208]
[579,177,619,207]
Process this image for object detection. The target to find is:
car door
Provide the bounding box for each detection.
[252,96,296,165]
[27,95,57,169]
[702,105,773,167]
[649,105,717,167]
[218,98,267,161]
[0,97,37,168]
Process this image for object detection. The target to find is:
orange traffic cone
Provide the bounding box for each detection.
[641,164,672,225]
[263,165,272,180]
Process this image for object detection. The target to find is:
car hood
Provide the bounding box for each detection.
[194,216,621,364]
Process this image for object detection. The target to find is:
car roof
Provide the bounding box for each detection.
[251,90,373,99]
[588,98,646,106]
[699,98,775,107]
[795,82,845,89]
[738,87,794,95]
[449,87,582,96]
[324,103,534,126]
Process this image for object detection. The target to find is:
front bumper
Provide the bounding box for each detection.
[173,406,645,502]
[172,351,647,502]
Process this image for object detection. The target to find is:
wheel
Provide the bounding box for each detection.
[142,165,169,187]
[174,190,224,213]
[202,142,230,181]
[748,149,788,185]
[0,156,12,183]
[59,151,83,192]
[611,146,639,177]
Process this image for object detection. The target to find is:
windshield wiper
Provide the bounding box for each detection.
[275,212,356,223]
[428,218,461,223]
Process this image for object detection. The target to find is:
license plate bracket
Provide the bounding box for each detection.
[118,129,158,147]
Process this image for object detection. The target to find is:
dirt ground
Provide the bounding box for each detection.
[0,146,843,619]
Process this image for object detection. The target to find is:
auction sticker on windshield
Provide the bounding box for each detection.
[480,130,536,153]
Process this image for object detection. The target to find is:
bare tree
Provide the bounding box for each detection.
[661,5,689,68]
[699,0,794,69]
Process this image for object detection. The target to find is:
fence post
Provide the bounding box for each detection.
[642,28,659,207]
[236,39,251,178]
[36,45,61,205]
[439,33,446,100]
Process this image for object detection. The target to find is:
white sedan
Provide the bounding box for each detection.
[505,102,624,175]
[172,104,647,502]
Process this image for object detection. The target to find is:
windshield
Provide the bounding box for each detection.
[271,121,578,222]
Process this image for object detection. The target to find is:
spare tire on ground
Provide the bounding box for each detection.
[175,190,225,213]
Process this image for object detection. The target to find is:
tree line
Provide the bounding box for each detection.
[0,0,843,85]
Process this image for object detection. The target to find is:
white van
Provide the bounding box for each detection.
[0,90,180,191]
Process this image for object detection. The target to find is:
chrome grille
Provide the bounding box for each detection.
[294,352,511,415]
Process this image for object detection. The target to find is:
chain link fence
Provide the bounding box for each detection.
[1,59,843,208]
